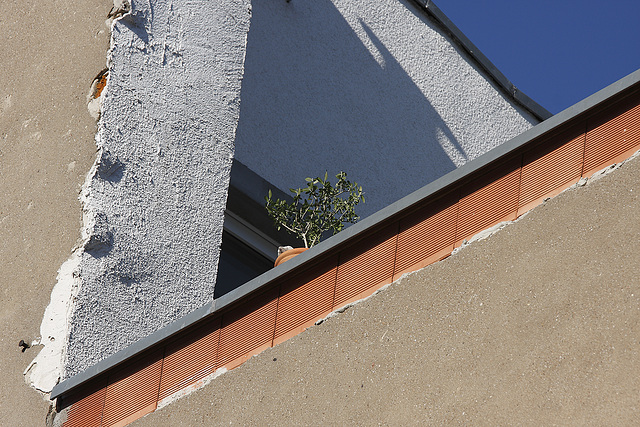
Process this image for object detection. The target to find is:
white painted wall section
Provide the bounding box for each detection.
[62,0,251,378]
[234,0,539,219]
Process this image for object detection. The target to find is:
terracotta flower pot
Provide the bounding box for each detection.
[274,247,308,267]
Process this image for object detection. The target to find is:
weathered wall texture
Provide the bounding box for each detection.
[28,0,541,399]
[60,0,251,378]
[0,0,113,425]
[233,0,539,219]
[133,150,640,427]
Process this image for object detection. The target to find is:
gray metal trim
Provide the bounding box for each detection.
[50,67,640,401]
[51,303,214,399]
[223,211,280,261]
[411,0,553,121]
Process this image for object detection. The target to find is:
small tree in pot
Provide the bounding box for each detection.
[265,171,365,249]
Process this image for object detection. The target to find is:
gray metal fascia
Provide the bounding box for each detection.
[411,0,553,121]
[50,303,214,400]
[50,67,640,402]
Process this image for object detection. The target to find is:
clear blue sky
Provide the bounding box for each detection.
[436,1,640,115]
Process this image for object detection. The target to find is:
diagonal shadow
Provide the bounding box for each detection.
[358,18,468,162]
[233,0,468,218]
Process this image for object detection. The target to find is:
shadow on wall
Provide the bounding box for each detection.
[233,0,466,218]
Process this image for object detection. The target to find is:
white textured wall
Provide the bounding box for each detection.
[63,0,251,377]
[54,0,540,381]
[234,0,538,220]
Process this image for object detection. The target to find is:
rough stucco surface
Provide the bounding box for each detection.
[233,0,539,219]
[0,0,112,425]
[63,0,251,378]
[133,154,640,426]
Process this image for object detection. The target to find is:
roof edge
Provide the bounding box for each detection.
[50,304,214,399]
[411,0,553,121]
[50,67,640,401]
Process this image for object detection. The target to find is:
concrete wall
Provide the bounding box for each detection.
[234,0,539,219]
[0,1,113,425]
[58,0,251,378]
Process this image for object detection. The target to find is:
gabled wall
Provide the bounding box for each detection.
[32,0,545,391]
[234,0,539,219]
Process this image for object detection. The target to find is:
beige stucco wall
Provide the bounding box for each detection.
[133,154,640,425]
[0,1,112,425]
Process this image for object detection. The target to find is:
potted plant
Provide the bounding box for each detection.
[265,171,365,266]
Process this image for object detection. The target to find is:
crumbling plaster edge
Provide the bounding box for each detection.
[24,163,106,397]
[25,2,128,398]
[24,253,83,395]
[155,367,228,410]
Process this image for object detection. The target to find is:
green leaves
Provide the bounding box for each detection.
[265,171,365,248]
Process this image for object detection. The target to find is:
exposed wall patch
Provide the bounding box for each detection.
[87,68,108,120]
[24,252,83,395]
[27,0,252,393]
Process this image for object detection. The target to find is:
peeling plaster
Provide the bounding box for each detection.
[87,68,109,120]
[156,367,228,410]
[25,253,82,394]
[28,0,252,388]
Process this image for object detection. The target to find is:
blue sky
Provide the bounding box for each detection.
[436,1,640,115]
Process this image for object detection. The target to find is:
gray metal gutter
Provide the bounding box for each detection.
[50,68,640,401]
[411,0,553,121]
